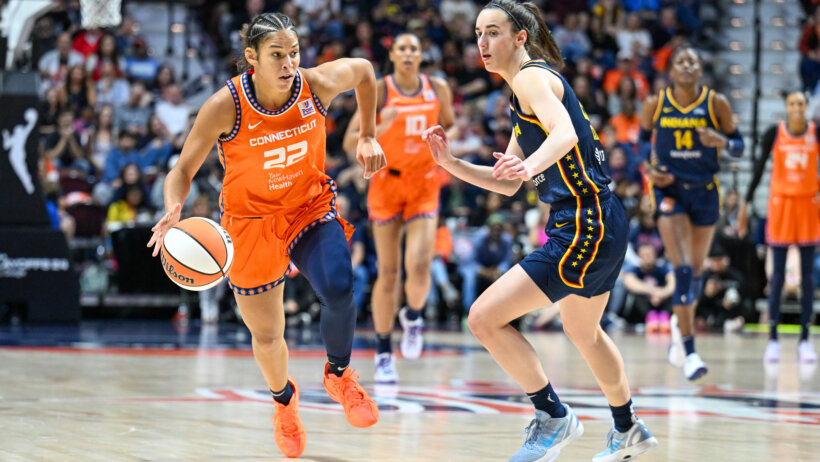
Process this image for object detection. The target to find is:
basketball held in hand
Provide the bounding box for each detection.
[160,217,233,291]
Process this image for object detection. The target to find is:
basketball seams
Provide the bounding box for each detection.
[171,226,226,278]
[161,239,217,277]
[189,217,232,273]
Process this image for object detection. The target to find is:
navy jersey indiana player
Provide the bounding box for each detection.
[639,47,744,382]
[423,2,658,462]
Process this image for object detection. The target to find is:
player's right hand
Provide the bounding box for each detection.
[357,136,387,179]
[147,203,182,257]
[645,164,675,188]
[422,125,455,167]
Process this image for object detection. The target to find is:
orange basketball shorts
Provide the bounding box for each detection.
[367,167,440,224]
[222,181,353,295]
[766,194,820,246]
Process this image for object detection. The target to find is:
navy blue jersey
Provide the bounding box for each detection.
[509,60,611,205]
[652,86,722,183]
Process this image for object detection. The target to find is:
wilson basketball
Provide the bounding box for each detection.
[160,217,233,291]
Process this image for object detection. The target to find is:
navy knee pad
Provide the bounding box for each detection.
[691,275,702,302]
[674,265,694,305]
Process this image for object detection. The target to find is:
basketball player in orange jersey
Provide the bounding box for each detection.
[738,90,818,364]
[147,13,386,458]
[343,33,456,383]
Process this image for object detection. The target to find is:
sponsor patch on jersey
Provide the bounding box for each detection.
[298,99,316,118]
[423,89,436,101]
[693,108,706,116]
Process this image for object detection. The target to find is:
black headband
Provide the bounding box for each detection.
[487,3,524,31]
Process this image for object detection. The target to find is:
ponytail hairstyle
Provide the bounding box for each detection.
[238,13,298,72]
[483,0,564,71]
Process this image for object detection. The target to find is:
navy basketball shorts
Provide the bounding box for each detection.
[652,178,720,226]
[520,189,627,302]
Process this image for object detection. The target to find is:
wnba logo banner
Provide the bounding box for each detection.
[0,94,49,226]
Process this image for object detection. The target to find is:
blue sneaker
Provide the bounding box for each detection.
[592,418,658,462]
[509,404,584,462]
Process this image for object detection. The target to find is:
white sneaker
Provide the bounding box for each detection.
[764,340,780,363]
[668,315,685,367]
[798,341,817,363]
[399,307,424,360]
[593,418,658,462]
[683,353,708,381]
[374,353,399,384]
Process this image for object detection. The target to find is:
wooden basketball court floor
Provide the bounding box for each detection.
[0,322,818,461]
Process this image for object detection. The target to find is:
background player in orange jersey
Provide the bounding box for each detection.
[738,90,819,364]
[343,33,456,383]
[147,13,386,458]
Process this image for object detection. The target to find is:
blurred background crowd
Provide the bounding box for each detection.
[11,0,818,333]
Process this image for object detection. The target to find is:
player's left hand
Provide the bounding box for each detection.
[356,136,387,179]
[695,127,726,148]
[492,152,533,180]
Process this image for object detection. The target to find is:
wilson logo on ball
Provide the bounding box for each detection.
[160,217,234,291]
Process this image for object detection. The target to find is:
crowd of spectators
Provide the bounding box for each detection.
[22,0,774,331]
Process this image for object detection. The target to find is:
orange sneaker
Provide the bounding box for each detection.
[323,363,379,428]
[272,377,306,458]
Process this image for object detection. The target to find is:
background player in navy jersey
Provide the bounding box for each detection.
[639,47,744,381]
[423,2,657,461]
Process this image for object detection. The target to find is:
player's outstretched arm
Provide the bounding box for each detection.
[306,58,386,178]
[147,88,235,257]
[422,125,523,197]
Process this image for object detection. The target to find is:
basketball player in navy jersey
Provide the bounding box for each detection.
[639,47,744,382]
[423,2,657,461]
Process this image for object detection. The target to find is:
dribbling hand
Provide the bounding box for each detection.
[421,125,455,166]
[147,203,182,257]
[356,136,387,179]
[492,152,532,180]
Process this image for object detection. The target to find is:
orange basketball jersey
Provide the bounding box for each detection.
[217,69,329,216]
[769,121,819,197]
[378,74,441,173]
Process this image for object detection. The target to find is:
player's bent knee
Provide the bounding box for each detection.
[251,331,286,349]
[673,265,694,305]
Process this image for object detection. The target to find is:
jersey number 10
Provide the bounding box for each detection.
[406,115,427,136]
[263,141,308,169]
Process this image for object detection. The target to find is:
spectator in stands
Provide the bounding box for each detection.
[114,82,153,134]
[591,0,624,36]
[152,64,176,96]
[87,104,116,173]
[101,131,169,185]
[454,45,493,101]
[43,109,90,174]
[622,242,673,329]
[59,65,96,117]
[697,245,746,332]
[124,38,161,84]
[616,13,652,60]
[85,33,124,82]
[650,7,680,50]
[72,27,103,59]
[458,213,514,310]
[38,31,84,93]
[586,15,619,74]
[608,98,641,152]
[553,13,592,64]
[573,75,609,127]
[799,8,820,91]
[603,52,649,100]
[105,183,152,232]
[629,197,664,259]
[440,0,477,23]
[155,84,191,138]
[96,61,130,108]
[39,87,62,135]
